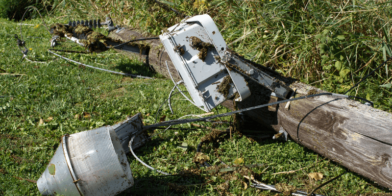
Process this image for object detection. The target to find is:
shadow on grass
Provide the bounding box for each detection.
[114,61,156,78]
[120,173,206,196]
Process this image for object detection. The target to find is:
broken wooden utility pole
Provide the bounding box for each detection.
[108,28,392,190]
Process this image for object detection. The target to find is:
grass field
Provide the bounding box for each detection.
[1,0,392,195]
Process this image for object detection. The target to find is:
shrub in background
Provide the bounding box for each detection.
[0,0,53,20]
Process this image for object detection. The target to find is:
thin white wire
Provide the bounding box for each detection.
[64,34,85,47]
[129,136,171,175]
[168,80,184,114]
[130,113,209,176]
[165,61,198,107]
[49,50,153,79]
[23,55,49,64]
[149,114,206,139]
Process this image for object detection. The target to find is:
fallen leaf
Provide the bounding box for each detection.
[38,119,44,126]
[308,172,323,181]
[74,114,80,120]
[45,117,53,122]
[145,113,150,117]
[234,158,244,165]
[273,132,283,139]
[83,112,91,119]
[177,142,188,151]
[159,115,166,122]
[243,175,255,181]
[243,182,248,190]
[193,152,210,163]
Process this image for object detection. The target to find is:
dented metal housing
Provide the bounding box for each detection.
[159,14,251,112]
[37,126,135,196]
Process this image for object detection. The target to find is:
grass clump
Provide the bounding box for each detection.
[217,76,233,98]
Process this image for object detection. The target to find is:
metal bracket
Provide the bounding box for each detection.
[227,54,292,99]
[50,35,60,47]
[62,135,83,194]
[272,127,288,141]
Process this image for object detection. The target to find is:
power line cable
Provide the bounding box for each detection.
[48,50,153,79]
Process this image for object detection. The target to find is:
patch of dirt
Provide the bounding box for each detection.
[74,24,92,35]
[51,23,152,53]
[193,152,210,164]
[190,36,214,62]
[50,23,73,37]
[84,31,109,52]
[217,76,232,98]
[307,89,318,95]
[200,129,225,143]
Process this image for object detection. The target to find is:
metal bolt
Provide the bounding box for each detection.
[248,69,254,75]
[365,102,373,107]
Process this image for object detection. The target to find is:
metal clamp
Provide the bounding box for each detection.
[62,135,83,195]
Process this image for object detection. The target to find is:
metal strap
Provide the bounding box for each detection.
[62,136,83,195]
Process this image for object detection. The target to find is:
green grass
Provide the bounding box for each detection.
[0,16,391,195]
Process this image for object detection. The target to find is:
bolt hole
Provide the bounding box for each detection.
[221,47,224,51]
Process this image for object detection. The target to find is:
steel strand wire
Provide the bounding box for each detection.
[19,6,50,41]
[144,93,334,130]
[168,80,184,114]
[150,114,208,140]
[107,37,160,49]
[18,6,54,64]
[129,136,171,175]
[165,61,199,108]
[130,114,210,176]
[145,91,384,131]
[48,50,153,79]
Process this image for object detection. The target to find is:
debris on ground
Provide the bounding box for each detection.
[275,183,297,195]
[193,152,210,164]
